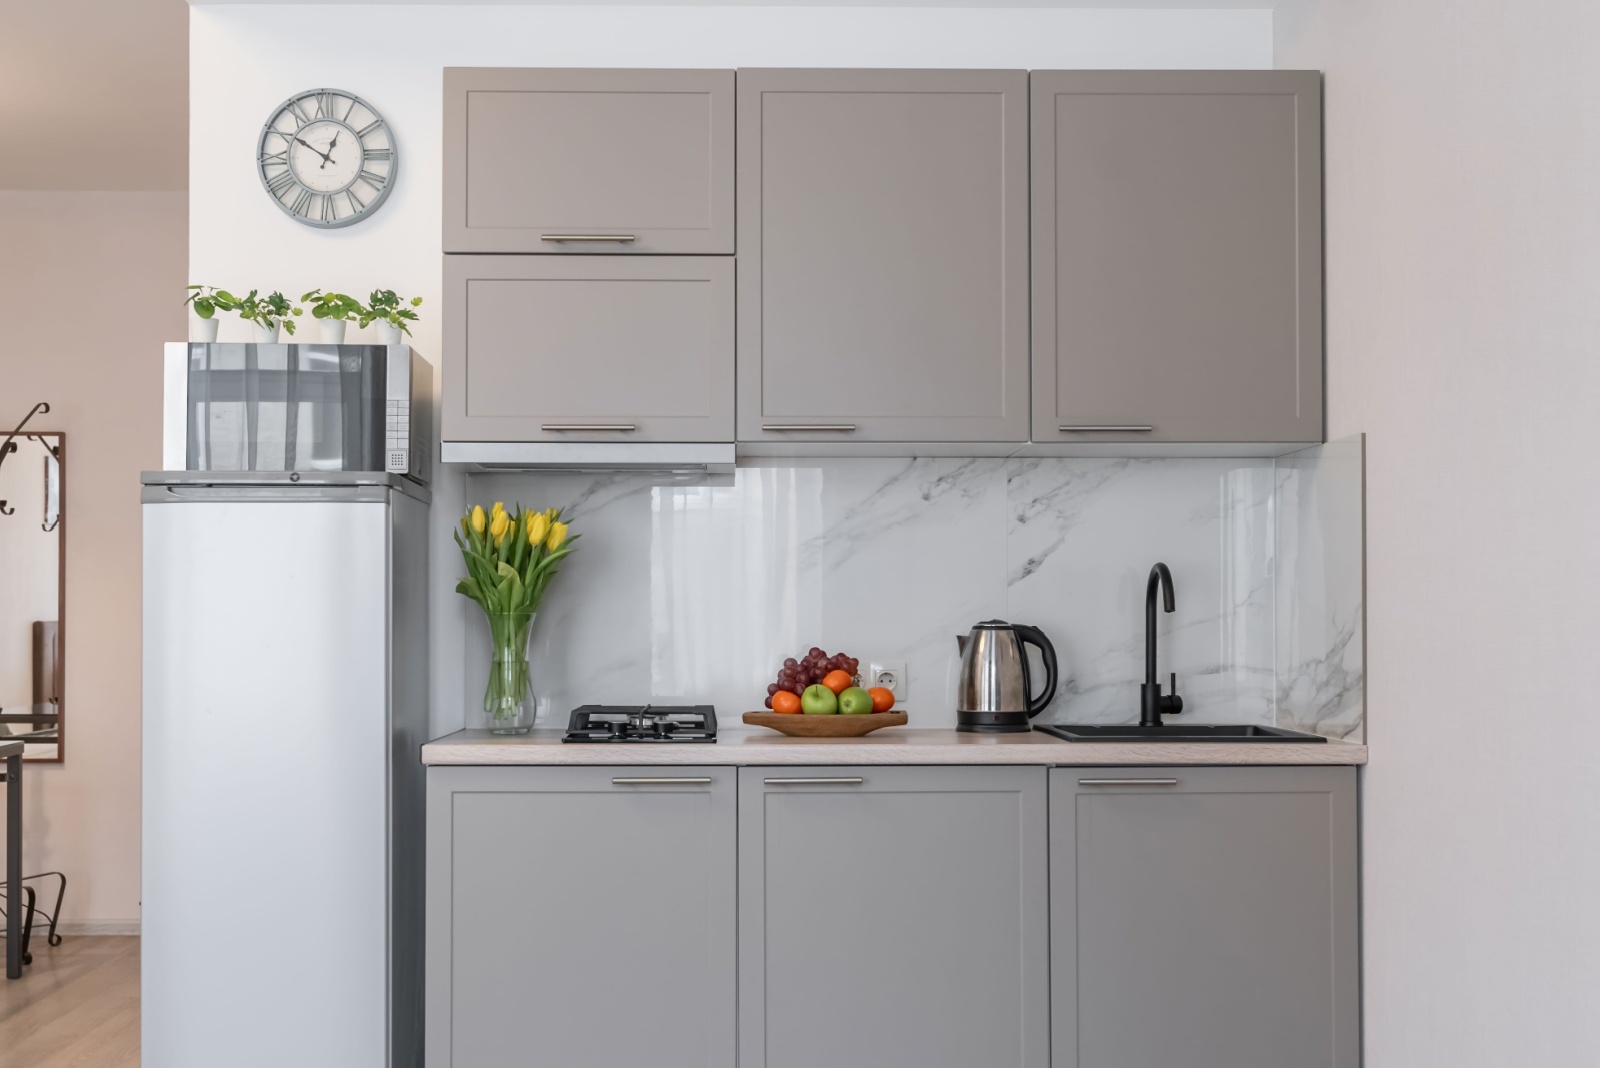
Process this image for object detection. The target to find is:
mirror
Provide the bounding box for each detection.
[0,432,64,761]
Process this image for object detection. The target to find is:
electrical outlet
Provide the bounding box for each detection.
[868,660,906,697]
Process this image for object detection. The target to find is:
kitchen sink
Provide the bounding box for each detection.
[1035,723,1327,743]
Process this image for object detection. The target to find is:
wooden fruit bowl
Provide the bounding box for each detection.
[742,711,909,737]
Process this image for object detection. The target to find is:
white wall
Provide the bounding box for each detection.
[0,190,187,930]
[1279,2,1600,1063]
[189,4,1271,736]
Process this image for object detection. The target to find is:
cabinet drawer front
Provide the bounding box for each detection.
[443,255,734,443]
[739,766,1049,1068]
[444,68,734,254]
[1031,70,1323,445]
[426,766,737,1068]
[737,69,1031,444]
[1049,765,1359,1068]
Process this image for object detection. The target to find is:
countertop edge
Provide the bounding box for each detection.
[419,729,1368,767]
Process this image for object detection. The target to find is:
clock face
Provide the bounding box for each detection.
[257,89,396,228]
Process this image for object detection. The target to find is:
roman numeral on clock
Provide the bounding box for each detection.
[362,148,392,162]
[358,169,388,190]
[356,120,384,139]
[265,169,296,197]
[289,188,313,217]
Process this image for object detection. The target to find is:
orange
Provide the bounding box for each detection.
[772,690,803,714]
[822,670,854,695]
[868,687,895,713]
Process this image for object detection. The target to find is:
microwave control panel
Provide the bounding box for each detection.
[386,398,410,474]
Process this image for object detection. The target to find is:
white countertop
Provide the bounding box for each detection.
[420,728,1367,766]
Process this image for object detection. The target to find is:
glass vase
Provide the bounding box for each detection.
[483,610,536,734]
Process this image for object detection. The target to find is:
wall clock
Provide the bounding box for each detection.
[257,88,396,228]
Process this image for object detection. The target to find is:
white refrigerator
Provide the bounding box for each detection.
[141,471,428,1068]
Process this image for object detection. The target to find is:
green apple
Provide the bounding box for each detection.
[838,687,874,715]
[800,684,839,714]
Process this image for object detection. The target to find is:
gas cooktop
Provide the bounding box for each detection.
[561,705,718,743]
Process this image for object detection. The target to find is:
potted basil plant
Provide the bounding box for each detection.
[300,289,363,344]
[235,290,302,343]
[360,289,423,345]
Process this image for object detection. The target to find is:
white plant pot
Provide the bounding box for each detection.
[250,321,281,344]
[375,321,404,345]
[318,318,348,344]
[190,314,220,343]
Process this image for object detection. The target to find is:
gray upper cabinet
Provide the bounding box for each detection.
[1051,766,1360,1068]
[443,68,735,254]
[1031,71,1324,445]
[736,69,1031,445]
[442,254,734,444]
[426,766,737,1068]
[739,766,1049,1068]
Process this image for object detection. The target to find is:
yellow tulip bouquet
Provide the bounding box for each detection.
[455,501,577,732]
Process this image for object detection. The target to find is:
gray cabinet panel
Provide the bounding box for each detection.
[425,766,736,1068]
[442,254,734,443]
[739,766,1049,1068]
[444,68,734,254]
[1050,766,1359,1068]
[1032,71,1323,445]
[737,69,1030,444]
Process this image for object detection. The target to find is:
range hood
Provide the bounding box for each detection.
[440,441,736,475]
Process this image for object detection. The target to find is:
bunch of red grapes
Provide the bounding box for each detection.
[764,648,861,709]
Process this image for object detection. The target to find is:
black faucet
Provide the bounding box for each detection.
[1140,562,1184,728]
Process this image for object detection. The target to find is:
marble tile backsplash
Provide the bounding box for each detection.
[454,450,1364,738]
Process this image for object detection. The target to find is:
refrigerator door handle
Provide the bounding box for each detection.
[141,484,391,505]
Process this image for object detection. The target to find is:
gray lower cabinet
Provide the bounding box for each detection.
[425,766,736,1068]
[443,67,735,254]
[442,254,734,445]
[736,68,1031,445]
[1050,766,1360,1068]
[739,766,1049,1068]
[1031,71,1324,446]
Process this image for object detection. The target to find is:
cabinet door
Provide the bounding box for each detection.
[443,68,734,254]
[739,766,1048,1068]
[736,69,1030,444]
[1051,766,1359,1068]
[1032,71,1323,445]
[442,254,734,443]
[426,766,736,1068]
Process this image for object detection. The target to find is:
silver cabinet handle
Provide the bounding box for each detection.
[764,777,864,785]
[1057,425,1155,433]
[541,234,637,243]
[541,424,637,432]
[611,777,712,785]
[1078,778,1179,786]
[761,425,857,433]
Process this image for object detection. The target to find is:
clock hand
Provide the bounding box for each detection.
[295,136,334,165]
[321,132,340,169]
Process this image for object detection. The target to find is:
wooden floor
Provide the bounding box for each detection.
[0,936,139,1067]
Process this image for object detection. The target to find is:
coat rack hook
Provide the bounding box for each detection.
[0,403,51,519]
[0,402,50,480]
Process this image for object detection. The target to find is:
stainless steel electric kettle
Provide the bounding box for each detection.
[955,620,1058,733]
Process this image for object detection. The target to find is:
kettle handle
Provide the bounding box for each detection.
[1012,624,1058,718]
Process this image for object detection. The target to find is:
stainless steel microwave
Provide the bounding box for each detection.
[162,343,432,484]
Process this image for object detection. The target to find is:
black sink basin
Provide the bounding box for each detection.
[1035,723,1327,743]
